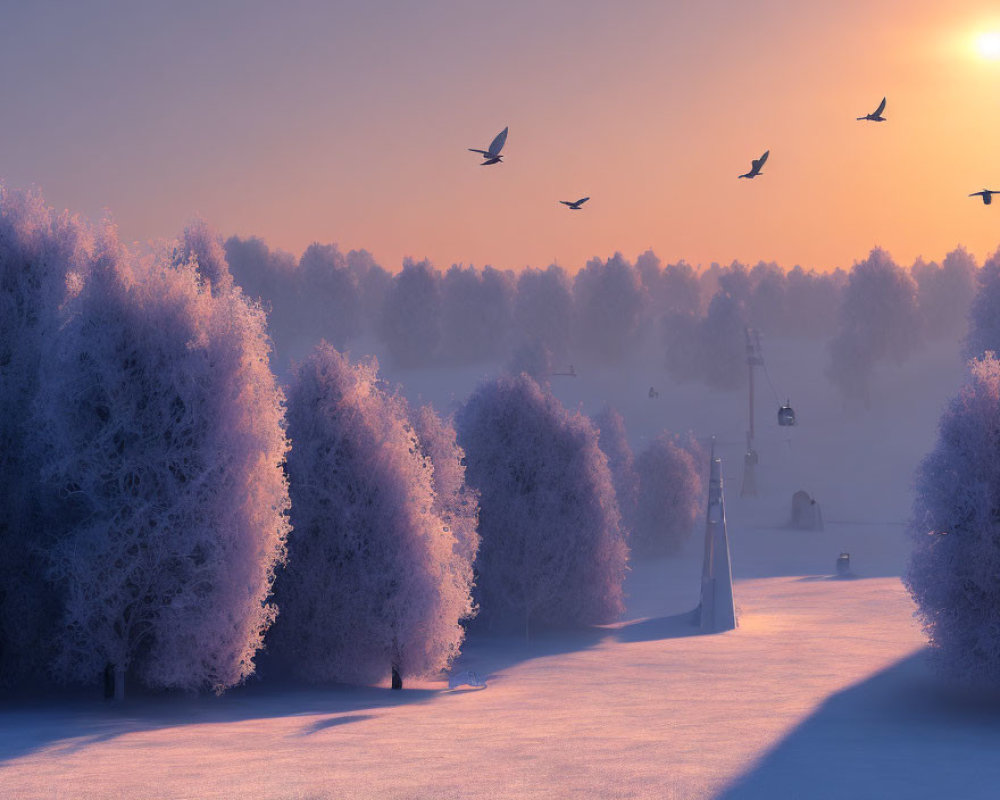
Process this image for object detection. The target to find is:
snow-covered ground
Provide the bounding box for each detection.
[2,335,991,799]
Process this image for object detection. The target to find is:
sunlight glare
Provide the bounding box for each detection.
[975,31,1000,59]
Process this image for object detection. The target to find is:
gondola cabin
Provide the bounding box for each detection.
[777,403,796,427]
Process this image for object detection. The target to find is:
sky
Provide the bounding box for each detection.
[2,0,1000,274]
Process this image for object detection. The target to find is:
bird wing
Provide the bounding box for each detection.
[971,191,986,197]
[488,126,509,157]
[575,197,590,206]
[559,200,573,206]
[468,148,489,155]
[757,150,770,167]
[874,97,886,116]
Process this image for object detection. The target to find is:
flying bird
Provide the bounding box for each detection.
[738,150,769,179]
[970,189,1000,205]
[560,197,589,210]
[468,126,508,165]
[857,97,887,122]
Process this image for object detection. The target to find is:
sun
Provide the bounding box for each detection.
[975,31,1000,59]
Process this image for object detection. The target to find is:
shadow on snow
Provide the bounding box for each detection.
[717,649,1000,800]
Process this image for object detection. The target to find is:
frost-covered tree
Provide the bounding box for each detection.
[379,258,443,367]
[783,265,844,339]
[633,434,703,557]
[913,248,976,342]
[573,253,646,364]
[506,339,555,385]
[174,219,233,295]
[593,406,639,537]
[224,235,300,370]
[0,187,89,682]
[906,353,1000,686]
[38,236,290,698]
[347,249,392,335]
[964,249,1000,361]
[747,262,787,335]
[298,242,362,348]
[513,265,574,363]
[269,345,474,685]
[456,374,627,637]
[828,248,919,407]
[440,264,516,365]
[413,405,480,566]
[699,290,747,390]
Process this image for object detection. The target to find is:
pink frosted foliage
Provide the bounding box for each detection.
[456,374,627,634]
[413,405,480,567]
[906,354,1000,685]
[174,218,234,295]
[38,236,290,693]
[270,345,475,684]
[0,186,92,678]
[633,433,704,557]
[593,406,639,536]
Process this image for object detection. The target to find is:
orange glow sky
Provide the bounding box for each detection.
[2,1,1000,273]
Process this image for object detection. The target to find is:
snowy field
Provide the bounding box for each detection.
[2,336,994,799]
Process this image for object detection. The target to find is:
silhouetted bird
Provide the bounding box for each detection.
[857,97,886,122]
[468,126,508,165]
[738,150,769,179]
[970,190,1000,205]
[559,197,589,210]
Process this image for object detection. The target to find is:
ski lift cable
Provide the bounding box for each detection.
[760,358,782,406]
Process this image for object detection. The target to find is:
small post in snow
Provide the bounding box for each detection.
[700,441,737,633]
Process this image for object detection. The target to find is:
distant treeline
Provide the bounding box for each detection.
[224,236,981,403]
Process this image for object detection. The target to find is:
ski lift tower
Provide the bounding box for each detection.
[741,327,763,497]
[700,441,737,632]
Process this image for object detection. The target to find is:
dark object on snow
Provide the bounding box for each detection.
[836,552,851,576]
[103,663,115,700]
[648,386,659,398]
[777,403,796,426]
[790,490,823,530]
[391,665,402,690]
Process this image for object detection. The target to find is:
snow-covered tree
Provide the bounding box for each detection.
[573,253,646,364]
[964,249,1000,361]
[633,433,703,557]
[593,406,639,537]
[413,405,480,566]
[828,248,919,406]
[783,265,844,339]
[0,187,89,682]
[174,219,233,295]
[513,265,574,363]
[456,374,627,637]
[906,353,1000,686]
[269,345,475,685]
[440,264,516,365]
[298,242,362,348]
[378,258,443,367]
[506,339,555,385]
[913,248,976,342]
[38,235,290,698]
[699,290,747,390]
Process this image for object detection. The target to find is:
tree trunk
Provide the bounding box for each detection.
[114,665,125,702]
[391,664,402,690]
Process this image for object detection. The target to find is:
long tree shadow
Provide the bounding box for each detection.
[717,649,1000,799]
[0,677,436,766]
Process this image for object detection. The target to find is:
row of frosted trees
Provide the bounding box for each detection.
[0,190,704,698]
[224,234,982,407]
